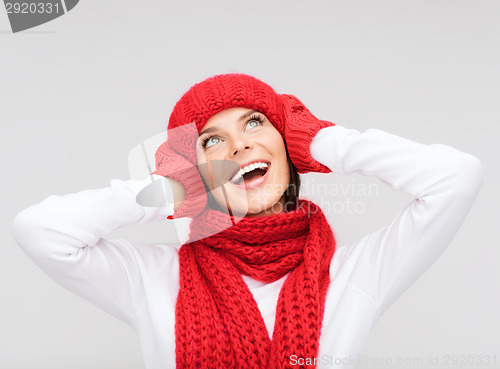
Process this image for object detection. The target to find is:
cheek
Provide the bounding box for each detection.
[265,132,288,164]
[259,134,289,188]
[260,129,285,152]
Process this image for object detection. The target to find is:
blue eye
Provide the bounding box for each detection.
[245,119,261,130]
[202,136,221,148]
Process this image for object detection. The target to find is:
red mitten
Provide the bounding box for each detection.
[279,94,335,174]
[151,141,207,220]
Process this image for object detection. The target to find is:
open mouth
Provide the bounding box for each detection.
[229,161,270,187]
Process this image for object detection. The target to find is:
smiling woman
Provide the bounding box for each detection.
[152,75,337,369]
[13,73,484,369]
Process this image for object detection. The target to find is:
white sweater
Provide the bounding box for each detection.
[13,125,484,369]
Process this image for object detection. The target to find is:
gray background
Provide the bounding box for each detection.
[1,1,498,368]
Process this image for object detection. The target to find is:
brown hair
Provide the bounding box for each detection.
[283,143,301,212]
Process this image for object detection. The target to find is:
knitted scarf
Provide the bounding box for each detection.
[175,199,336,369]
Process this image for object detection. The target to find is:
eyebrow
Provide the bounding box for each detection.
[198,110,259,138]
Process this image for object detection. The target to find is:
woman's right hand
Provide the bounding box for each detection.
[151,141,207,219]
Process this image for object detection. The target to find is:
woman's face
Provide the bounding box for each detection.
[195,107,290,218]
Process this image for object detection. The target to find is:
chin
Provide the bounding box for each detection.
[210,184,285,217]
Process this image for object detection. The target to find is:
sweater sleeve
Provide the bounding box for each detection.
[12,175,175,325]
[310,125,484,316]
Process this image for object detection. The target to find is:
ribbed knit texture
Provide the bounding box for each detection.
[175,199,336,369]
[151,124,207,219]
[168,74,284,160]
[280,94,334,174]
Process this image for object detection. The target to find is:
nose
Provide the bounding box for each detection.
[230,135,253,157]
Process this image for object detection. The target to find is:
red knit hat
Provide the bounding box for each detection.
[168,73,334,173]
[165,73,284,165]
[170,74,284,131]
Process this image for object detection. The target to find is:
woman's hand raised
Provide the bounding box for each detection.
[151,141,207,219]
[279,94,335,174]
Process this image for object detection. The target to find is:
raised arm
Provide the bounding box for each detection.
[12,175,175,324]
[310,125,484,316]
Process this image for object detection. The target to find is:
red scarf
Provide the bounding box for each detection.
[175,199,336,368]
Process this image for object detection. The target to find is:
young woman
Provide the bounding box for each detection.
[13,73,484,369]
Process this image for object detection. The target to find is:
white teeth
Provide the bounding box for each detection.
[230,162,269,184]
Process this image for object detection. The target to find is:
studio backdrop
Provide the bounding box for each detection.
[1,1,498,369]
